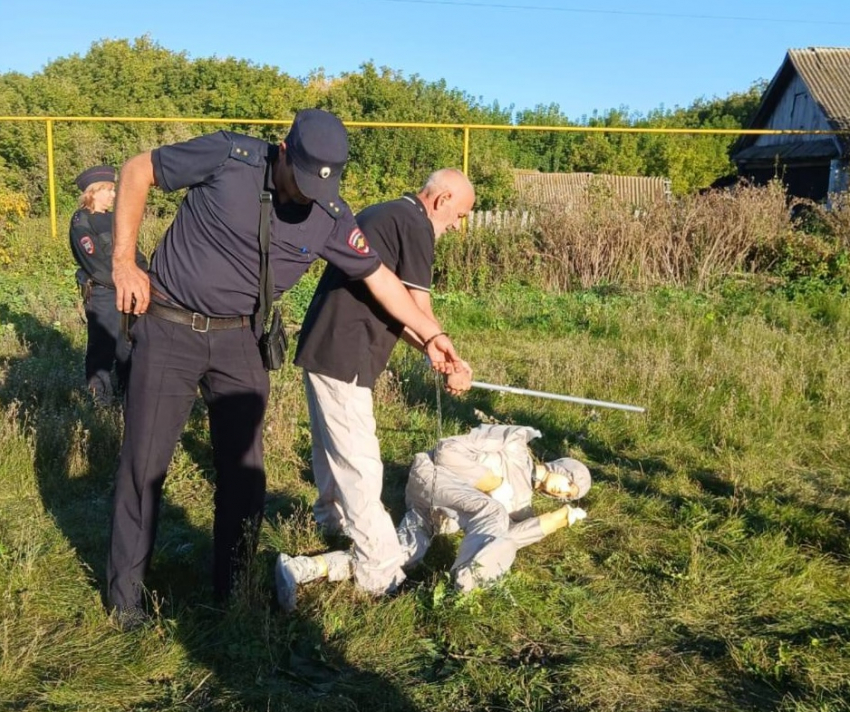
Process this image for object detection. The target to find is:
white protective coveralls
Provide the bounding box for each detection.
[397,424,554,591]
[276,423,587,609]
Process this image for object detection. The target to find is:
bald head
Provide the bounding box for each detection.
[418,168,475,238]
[421,168,473,196]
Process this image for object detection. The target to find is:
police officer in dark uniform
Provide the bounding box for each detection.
[69,165,148,404]
[105,109,465,629]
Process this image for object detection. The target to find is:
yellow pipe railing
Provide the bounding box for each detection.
[1,114,846,238]
[462,126,470,176]
[45,119,57,241]
[2,114,843,134]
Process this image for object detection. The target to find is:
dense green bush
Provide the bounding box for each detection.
[2,36,767,220]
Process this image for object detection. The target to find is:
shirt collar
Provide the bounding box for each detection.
[401,192,434,240]
[402,192,426,215]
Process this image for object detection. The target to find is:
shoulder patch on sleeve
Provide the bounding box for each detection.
[79,236,95,255]
[228,136,264,167]
[347,228,371,255]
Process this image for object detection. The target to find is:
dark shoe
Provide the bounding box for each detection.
[111,605,149,632]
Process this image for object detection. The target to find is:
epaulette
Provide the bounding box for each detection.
[73,209,92,230]
[228,134,265,167]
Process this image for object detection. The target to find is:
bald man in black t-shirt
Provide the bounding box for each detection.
[288,169,475,601]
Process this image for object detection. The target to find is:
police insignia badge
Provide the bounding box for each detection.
[347,228,370,255]
[80,236,95,255]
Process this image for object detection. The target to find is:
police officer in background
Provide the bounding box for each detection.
[69,165,148,405]
[106,109,465,630]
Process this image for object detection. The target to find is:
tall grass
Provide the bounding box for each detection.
[0,200,849,711]
[438,181,849,293]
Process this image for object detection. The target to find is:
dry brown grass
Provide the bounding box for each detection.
[534,180,797,291]
[439,181,822,293]
[817,192,850,249]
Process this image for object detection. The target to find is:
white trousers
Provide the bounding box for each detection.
[303,371,406,595]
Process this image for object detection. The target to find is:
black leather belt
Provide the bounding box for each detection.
[146,300,250,332]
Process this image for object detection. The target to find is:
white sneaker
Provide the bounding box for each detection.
[275,554,299,612]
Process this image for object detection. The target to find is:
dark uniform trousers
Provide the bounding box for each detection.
[106,311,270,611]
[84,283,132,401]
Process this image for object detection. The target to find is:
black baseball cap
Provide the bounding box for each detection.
[285,109,349,219]
[75,165,116,192]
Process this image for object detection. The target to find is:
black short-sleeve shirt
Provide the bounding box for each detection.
[149,131,380,317]
[294,194,435,388]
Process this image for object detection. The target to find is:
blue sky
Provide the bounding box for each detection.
[3,0,850,120]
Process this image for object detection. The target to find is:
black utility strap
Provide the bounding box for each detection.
[257,190,274,326]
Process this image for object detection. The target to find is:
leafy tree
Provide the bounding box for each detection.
[0,39,767,216]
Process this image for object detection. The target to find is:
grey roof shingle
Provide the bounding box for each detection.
[789,47,850,135]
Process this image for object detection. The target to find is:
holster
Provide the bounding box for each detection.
[258,307,287,371]
[120,311,138,343]
[79,278,94,303]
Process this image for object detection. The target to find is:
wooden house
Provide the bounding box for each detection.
[731,47,850,201]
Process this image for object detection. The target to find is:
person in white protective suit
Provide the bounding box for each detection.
[275,424,591,611]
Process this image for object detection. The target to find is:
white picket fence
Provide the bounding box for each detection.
[467,209,535,232]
